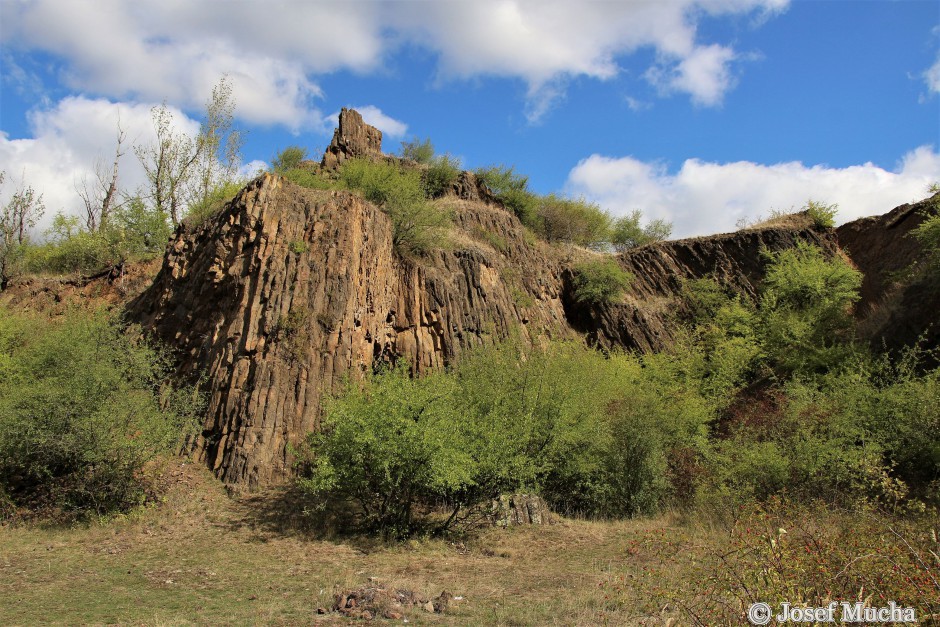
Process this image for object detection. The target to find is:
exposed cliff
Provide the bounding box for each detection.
[569,218,840,352]
[129,175,575,487]
[837,193,940,356]
[127,111,897,488]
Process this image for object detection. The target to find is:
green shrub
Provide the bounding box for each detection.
[572,258,633,305]
[611,210,672,251]
[911,207,940,273]
[424,154,462,198]
[398,137,435,164]
[537,194,612,249]
[271,145,309,173]
[340,159,451,255]
[474,165,541,228]
[185,180,243,227]
[758,242,862,376]
[803,199,838,228]
[0,307,202,518]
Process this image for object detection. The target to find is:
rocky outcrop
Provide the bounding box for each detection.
[837,193,940,356]
[568,221,840,352]
[129,176,573,487]
[128,110,888,488]
[321,108,384,170]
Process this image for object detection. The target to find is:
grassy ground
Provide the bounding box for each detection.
[0,461,680,626]
[3,461,937,626]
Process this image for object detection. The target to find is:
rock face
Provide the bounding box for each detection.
[571,220,840,353]
[321,108,384,170]
[128,110,875,488]
[837,193,940,356]
[129,176,573,487]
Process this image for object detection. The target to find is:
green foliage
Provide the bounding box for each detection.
[911,207,940,273]
[423,154,462,198]
[24,199,173,275]
[271,146,309,173]
[803,199,838,228]
[474,165,540,228]
[185,180,242,227]
[537,194,612,249]
[572,258,633,305]
[758,242,862,375]
[340,159,451,255]
[398,137,435,164]
[0,307,202,518]
[611,210,672,252]
[0,172,45,287]
[282,167,337,191]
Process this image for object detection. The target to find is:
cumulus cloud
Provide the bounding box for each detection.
[566,147,940,238]
[2,0,790,126]
[0,96,199,233]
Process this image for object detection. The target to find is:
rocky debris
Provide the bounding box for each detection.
[326,587,453,620]
[491,493,552,526]
[321,108,384,170]
[837,193,940,357]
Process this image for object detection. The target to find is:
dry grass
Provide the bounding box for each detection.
[0,461,686,626]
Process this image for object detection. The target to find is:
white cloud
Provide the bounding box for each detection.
[0,96,199,234]
[566,147,940,238]
[646,44,737,106]
[925,55,940,94]
[2,0,790,127]
[348,106,408,139]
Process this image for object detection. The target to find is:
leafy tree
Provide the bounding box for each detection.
[911,206,940,273]
[136,77,243,226]
[271,145,309,173]
[399,137,435,164]
[0,172,45,289]
[572,258,634,305]
[537,194,612,249]
[611,210,672,251]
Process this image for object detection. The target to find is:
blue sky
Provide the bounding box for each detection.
[1,0,938,237]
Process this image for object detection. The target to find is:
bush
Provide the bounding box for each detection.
[423,154,462,198]
[398,137,435,164]
[804,199,838,228]
[271,146,309,173]
[537,194,612,249]
[572,258,633,305]
[911,206,940,273]
[185,180,243,227]
[340,159,451,255]
[611,210,672,251]
[0,307,202,518]
[758,242,862,376]
[474,165,540,228]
